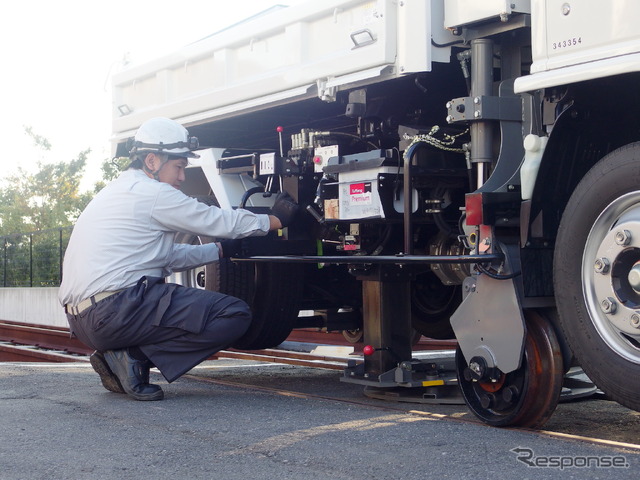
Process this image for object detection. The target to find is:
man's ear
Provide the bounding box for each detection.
[144,153,157,171]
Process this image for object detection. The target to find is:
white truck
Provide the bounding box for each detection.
[111,0,640,427]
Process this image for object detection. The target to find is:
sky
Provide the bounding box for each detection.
[0,0,306,188]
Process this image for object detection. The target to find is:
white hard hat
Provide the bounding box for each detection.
[131,117,200,158]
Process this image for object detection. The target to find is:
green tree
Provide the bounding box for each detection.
[0,151,92,235]
[91,156,130,193]
[0,127,127,286]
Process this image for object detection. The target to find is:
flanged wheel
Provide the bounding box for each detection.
[342,329,364,343]
[455,310,564,428]
[555,143,640,412]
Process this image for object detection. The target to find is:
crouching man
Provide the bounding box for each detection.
[59,117,297,401]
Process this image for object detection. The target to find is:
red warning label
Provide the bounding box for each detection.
[349,182,372,205]
[349,182,372,195]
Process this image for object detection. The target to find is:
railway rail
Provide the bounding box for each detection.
[0,319,455,366]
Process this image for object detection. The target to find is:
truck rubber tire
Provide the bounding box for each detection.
[554,142,640,412]
[218,259,303,350]
[411,271,458,339]
[171,196,303,350]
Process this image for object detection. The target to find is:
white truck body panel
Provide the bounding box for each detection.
[444,0,531,28]
[112,0,456,145]
[515,0,640,92]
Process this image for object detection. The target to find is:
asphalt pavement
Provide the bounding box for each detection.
[0,359,638,480]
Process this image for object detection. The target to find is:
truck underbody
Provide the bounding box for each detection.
[112,0,640,427]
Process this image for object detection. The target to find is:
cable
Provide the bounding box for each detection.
[476,262,521,280]
[315,131,378,150]
[431,38,465,48]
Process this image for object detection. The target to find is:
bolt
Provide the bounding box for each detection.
[615,229,632,246]
[480,393,496,409]
[468,361,482,376]
[474,110,481,118]
[601,297,617,314]
[594,257,611,274]
[473,97,481,104]
[631,313,640,328]
[446,101,452,109]
[562,3,571,15]
[446,115,454,123]
[400,361,412,371]
[502,385,519,404]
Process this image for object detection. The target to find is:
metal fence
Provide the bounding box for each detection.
[0,227,73,287]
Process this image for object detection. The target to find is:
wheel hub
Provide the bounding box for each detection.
[584,192,640,362]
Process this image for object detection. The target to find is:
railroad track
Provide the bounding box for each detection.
[0,319,455,366]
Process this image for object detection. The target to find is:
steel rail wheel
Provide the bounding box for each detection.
[554,143,640,412]
[455,310,564,428]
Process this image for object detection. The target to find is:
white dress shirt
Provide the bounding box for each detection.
[59,169,270,307]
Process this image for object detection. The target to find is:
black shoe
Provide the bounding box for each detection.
[103,349,164,401]
[90,351,125,394]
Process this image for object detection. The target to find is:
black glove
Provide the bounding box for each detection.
[218,239,243,258]
[270,192,299,227]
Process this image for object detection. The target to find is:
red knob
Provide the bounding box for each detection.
[363,345,375,356]
[276,126,284,133]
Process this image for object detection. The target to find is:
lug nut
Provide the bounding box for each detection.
[615,229,632,246]
[631,313,640,329]
[480,393,496,409]
[594,257,610,274]
[601,297,617,314]
[502,385,519,404]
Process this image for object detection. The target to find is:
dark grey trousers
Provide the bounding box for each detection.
[66,277,251,382]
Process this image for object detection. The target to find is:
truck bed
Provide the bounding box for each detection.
[111,0,455,147]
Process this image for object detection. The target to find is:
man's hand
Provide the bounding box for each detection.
[270,192,299,228]
[218,239,242,258]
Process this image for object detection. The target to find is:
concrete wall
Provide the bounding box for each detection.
[0,287,67,328]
